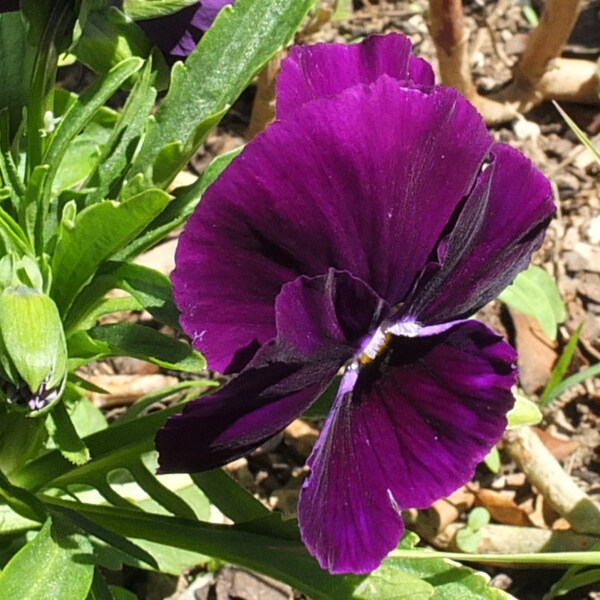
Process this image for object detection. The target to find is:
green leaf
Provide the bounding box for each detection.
[541,361,600,405]
[130,0,313,187]
[0,12,36,142]
[483,446,501,474]
[383,554,512,600]
[52,102,117,192]
[116,145,242,260]
[104,261,180,330]
[554,102,600,165]
[46,400,91,465]
[53,506,158,570]
[84,58,157,204]
[109,586,137,600]
[191,469,270,523]
[66,389,108,437]
[0,407,47,476]
[42,57,143,195]
[35,57,143,251]
[68,322,205,372]
[353,561,434,599]
[540,323,583,408]
[468,507,490,531]
[498,265,565,340]
[117,379,215,423]
[0,516,94,600]
[51,188,171,314]
[123,0,198,19]
[74,7,159,82]
[41,500,359,600]
[454,527,482,554]
[12,402,183,492]
[506,391,543,428]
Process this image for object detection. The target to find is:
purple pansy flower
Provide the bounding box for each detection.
[139,0,233,62]
[156,34,554,574]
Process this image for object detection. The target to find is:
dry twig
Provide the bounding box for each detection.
[428,0,599,124]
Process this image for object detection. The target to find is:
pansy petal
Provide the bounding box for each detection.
[299,319,515,574]
[276,33,434,118]
[158,270,386,472]
[403,143,554,325]
[138,3,201,61]
[173,76,492,372]
[191,0,233,31]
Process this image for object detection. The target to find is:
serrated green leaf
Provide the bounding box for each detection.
[46,400,90,465]
[384,555,513,600]
[353,564,433,599]
[499,265,565,340]
[42,57,143,195]
[130,0,313,186]
[0,516,94,600]
[51,188,171,314]
[124,0,198,19]
[68,322,205,372]
[84,58,157,204]
[507,391,543,428]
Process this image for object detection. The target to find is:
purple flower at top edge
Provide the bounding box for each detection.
[138,0,233,63]
[156,33,554,574]
[0,1,20,12]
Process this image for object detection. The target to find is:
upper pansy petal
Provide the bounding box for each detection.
[191,0,233,31]
[139,1,233,62]
[276,33,434,118]
[158,269,386,472]
[402,143,554,325]
[299,319,516,574]
[173,76,492,372]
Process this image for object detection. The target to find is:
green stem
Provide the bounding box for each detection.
[26,1,75,177]
[389,548,600,566]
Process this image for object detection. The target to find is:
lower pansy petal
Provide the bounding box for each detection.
[299,319,516,574]
[156,353,341,472]
[158,269,387,472]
